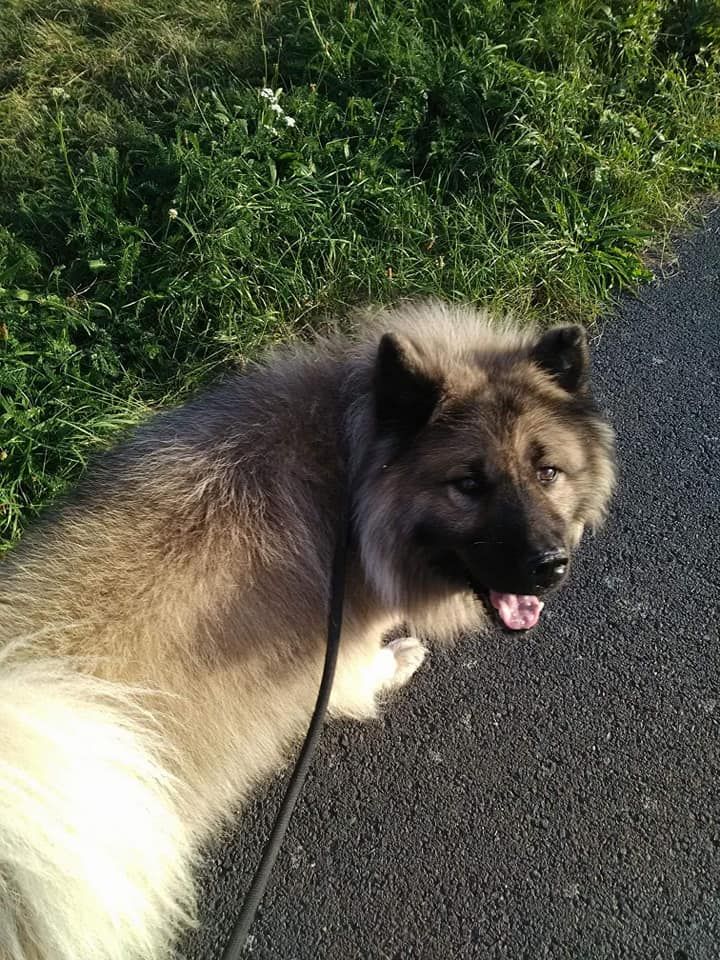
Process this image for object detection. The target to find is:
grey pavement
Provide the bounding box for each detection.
[183,212,720,960]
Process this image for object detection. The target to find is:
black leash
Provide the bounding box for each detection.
[220,479,351,959]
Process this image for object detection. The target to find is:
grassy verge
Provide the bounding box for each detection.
[1,0,719,547]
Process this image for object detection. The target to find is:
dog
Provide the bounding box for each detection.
[0,302,615,960]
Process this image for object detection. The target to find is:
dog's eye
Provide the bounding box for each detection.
[537,465,558,484]
[451,477,484,496]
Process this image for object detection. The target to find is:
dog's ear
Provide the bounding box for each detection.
[374,333,442,434]
[530,325,589,393]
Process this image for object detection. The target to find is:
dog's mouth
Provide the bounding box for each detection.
[466,576,547,631]
[433,552,554,631]
[487,590,544,631]
[462,560,568,631]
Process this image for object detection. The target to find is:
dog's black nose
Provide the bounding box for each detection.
[528,549,568,589]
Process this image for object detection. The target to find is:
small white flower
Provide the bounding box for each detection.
[270,102,283,114]
[284,116,296,128]
[260,87,275,100]
[51,86,67,99]
[168,208,178,220]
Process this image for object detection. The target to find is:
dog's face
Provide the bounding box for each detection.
[358,323,616,631]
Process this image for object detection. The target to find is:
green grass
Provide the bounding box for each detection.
[1,0,719,548]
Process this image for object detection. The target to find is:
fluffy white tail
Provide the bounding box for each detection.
[0,650,196,960]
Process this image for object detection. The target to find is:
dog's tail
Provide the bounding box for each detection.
[0,647,197,960]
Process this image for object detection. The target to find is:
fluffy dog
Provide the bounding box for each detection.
[0,302,615,960]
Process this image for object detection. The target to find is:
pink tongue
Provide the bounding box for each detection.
[489,591,544,631]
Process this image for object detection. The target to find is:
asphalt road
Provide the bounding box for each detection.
[183,212,720,960]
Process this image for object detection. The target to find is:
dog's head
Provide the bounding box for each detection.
[353,311,616,631]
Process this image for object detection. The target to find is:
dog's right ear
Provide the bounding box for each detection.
[530,325,589,394]
[374,333,442,435]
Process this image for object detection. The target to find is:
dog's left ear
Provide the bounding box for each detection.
[530,325,589,393]
[374,333,442,435]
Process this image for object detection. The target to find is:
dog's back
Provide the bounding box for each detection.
[0,347,351,960]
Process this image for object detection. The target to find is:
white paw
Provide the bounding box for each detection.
[386,636,427,687]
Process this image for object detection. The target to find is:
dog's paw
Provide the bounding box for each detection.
[385,636,427,686]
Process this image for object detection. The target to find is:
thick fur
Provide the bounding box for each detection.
[0,302,615,960]
[0,647,196,960]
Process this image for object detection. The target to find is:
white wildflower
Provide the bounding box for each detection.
[168,208,178,220]
[258,85,295,131]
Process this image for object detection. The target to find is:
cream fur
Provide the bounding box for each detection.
[0,647,196,960]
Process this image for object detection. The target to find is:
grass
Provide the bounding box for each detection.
[1,0,719,548]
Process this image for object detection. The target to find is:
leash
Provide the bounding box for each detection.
[220,477,351,959]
